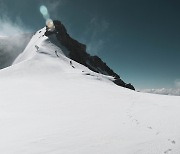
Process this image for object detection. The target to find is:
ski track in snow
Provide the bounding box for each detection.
[0,27,180,154]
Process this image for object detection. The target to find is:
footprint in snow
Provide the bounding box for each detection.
[156,132,160,135]
[168,139,176,144]
[147,126,153,129]
[135,120,140,125]
[134,119,140,125]
[164,149,172,154]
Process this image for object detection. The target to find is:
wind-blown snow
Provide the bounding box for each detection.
[0,34,32,69]
[0,27,180,154]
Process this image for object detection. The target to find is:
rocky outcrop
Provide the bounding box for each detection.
[45,20,135,90]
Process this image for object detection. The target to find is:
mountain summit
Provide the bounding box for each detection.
[44,20,135,90]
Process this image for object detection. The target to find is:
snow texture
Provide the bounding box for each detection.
[0,27,180,154]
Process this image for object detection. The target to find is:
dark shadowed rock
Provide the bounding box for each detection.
[45,20,135,90]
[125,83,135,91]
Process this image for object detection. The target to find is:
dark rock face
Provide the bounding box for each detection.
[114,78,135,90]
[46,20,135,90]
[126,83,135,91]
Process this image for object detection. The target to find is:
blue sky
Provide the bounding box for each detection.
[0,0,180,89]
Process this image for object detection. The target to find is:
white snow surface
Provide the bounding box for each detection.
[0,27,180,154]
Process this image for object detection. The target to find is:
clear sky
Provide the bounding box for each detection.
[0,0,180,89]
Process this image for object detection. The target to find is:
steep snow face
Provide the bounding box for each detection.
[13,28,48,64]
[0,28,180,154]
[14,28,70,65]
[12,27,113,83]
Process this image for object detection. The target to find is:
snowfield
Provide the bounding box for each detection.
[0,27,180,154]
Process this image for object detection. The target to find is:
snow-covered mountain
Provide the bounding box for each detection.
[0,22,180,154]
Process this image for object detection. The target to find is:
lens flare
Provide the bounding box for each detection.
[40,5,55,31]
[40,5,49,20]
[40,5,48,16]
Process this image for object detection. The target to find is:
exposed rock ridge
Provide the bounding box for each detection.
[45,20,135,90]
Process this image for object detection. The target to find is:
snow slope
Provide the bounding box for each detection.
[0,27,180,154]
